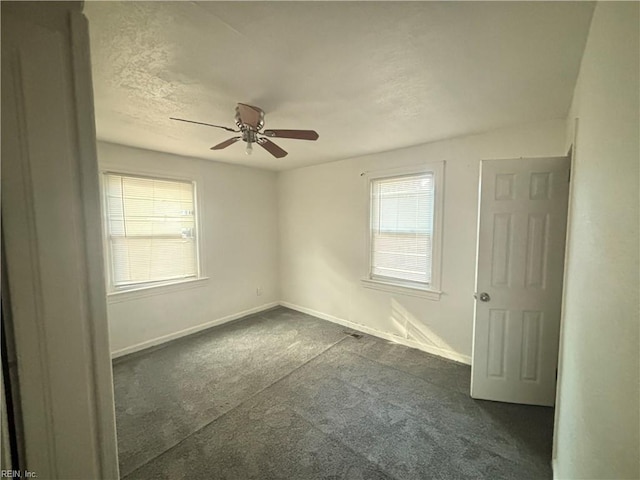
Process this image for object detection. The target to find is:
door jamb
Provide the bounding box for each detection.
[552,118,579,465]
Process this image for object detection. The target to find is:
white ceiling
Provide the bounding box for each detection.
[85,1,594,171]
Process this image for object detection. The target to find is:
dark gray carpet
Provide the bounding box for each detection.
[113,307,554,480]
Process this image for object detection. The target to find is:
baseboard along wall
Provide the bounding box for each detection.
[111,300,471,365]
[280,301,471,365]
[110,302,280,358]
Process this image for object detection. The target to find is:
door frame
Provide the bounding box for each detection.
[2,3,119,478]
[552,119,578,465]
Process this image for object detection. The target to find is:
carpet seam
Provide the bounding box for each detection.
[289,373,522,480]
[120,319,551,479]
[337,366,547,473]
[121,334,351,479]
[303,347,538,473]
[348,347,471,398]
[289,408,402,480]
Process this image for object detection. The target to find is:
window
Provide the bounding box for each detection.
[364,163,443,297]
[103,173,200,292]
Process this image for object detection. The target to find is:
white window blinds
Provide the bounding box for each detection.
[370,173,434,286]
[104,173,198,289]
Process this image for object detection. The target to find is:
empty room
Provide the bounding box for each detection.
[1,1,638,480]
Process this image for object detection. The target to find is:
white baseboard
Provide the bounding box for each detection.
[111,301,279,358]
[111,300,471,365]
[279,301,471,365]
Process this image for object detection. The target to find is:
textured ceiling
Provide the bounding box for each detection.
[85,1,594,171]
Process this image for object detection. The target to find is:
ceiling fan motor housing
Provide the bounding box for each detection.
[235,104,265,131]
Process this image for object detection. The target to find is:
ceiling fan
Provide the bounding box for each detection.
[170,103,319,158]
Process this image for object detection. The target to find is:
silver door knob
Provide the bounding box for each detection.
[479,292,491,302]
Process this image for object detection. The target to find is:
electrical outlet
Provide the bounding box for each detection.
[256,287,263,296]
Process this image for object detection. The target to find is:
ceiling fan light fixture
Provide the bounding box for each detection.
[245,141,253,155]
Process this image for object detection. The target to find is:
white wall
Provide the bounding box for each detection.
[98,142,280,355]
[554,3,640,478]
[278,119,567,363]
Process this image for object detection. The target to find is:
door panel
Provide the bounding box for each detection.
[487,309,508,378]
[471,157,570,406]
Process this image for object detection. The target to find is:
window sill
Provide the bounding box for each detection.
[107,277,209,304]
[360,277,442,300]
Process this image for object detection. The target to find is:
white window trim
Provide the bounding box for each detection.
[361,161,445,300]
[106,276,209,303]
[99,168,206,296]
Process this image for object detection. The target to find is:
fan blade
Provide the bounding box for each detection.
[262,129,319,141]
[236,103,262,129]
[211,137,241,150]
[170,117,238,132]
[257,138,288,158]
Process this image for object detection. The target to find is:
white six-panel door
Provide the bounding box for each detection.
[471,157,570,406]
